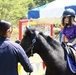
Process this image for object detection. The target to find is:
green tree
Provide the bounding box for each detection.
[33,0,46,7]
[47,0,54,2]
[0,0,54,26]
[0,0,33,25]
[32,0,54,8]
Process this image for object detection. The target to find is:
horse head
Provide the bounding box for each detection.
[20,27,39,57]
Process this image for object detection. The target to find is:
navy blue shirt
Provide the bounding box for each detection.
[0,37,33,75]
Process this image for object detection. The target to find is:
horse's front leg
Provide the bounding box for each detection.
[45,68,52,75]
[45,68,57,75]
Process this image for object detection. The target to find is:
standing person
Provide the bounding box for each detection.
[61,8,76,49]
[0,20,33,75]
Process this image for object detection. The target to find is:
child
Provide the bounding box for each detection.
[61,8,76,49]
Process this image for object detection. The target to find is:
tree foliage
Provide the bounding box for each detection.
[0,0,33,25]
[0,0,54,26]
[32,0,54,8]
[28,0,54,10]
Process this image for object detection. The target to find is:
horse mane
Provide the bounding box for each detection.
[24,27,61,50]
[39,31,61,49]
[39,31,66,60]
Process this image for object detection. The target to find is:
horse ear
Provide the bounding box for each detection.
[26,26,29,31]
[26,26,31,32]
[26,26,31,35]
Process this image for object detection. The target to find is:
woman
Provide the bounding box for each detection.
[61,8,76,49]
[0,20,33,75]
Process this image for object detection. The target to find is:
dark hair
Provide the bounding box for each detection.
[0,20,12,37]
[62,8,75,27]
[62,16,74,27]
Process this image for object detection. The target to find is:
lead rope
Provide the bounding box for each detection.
[27,72,31,75]
[29,72,31,75]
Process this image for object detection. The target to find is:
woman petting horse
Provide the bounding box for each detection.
[61,8,76,49]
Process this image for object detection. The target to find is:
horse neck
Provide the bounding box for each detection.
[36,34,66,68]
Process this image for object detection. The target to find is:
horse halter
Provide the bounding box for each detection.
[25,31,39,56]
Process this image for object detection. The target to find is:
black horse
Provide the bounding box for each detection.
[20,27,76,75]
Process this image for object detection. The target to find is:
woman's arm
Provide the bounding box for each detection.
[71,38,76,46]
[61,34,69,43]
[67,39,76,46]
[17,44,33,72]
[61,34,66,42]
